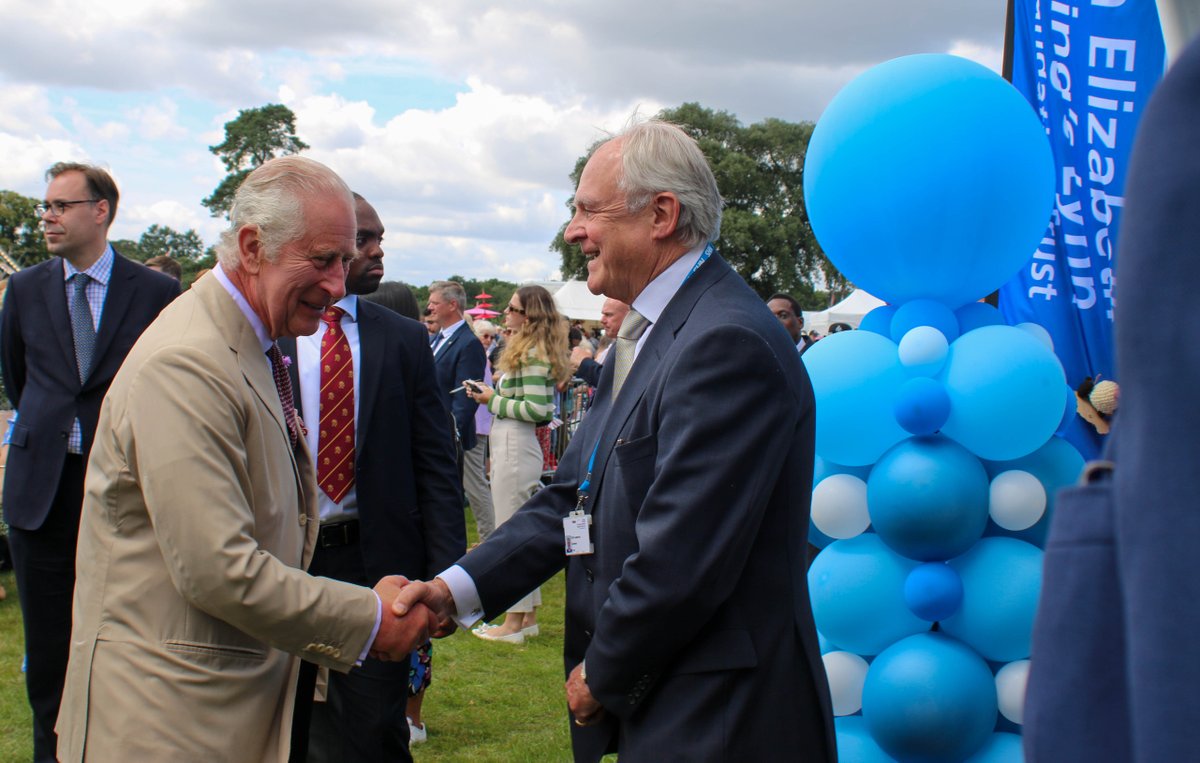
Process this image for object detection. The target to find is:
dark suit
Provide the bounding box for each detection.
[431,321,485,452]
[0,250,178,761]
[1025,36,1200,762]
[575,356,602,388]
[281,299,464,762]
[458,254,835,762]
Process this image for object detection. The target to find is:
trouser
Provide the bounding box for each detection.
[462,435,495,540]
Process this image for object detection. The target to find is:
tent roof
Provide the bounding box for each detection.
[551,280,607,321]
[803,289,886,334]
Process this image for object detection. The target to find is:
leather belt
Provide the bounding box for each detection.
[317,520,360,549]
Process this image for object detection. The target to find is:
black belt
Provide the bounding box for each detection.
[317,520,360,549]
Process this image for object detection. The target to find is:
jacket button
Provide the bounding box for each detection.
[299,514,308,526]
[584,629,592,639]
[585,569,594,583]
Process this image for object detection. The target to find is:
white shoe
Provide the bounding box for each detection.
[407,717,427,744]
[520,624,539,638]
[472,623,525,644]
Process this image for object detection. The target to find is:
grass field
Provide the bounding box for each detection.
[0,518,590,762]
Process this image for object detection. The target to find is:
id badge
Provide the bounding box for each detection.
[564,510,594,556]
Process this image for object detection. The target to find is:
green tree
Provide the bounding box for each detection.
[549,103,848,309]
[202,104,309,218]
[0,190,49,269]
[138,224,205,261]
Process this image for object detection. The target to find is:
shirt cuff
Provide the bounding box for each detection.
[439,564,485,628]
[358,592,383,665]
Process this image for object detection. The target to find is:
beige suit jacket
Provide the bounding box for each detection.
[56,274,379,762]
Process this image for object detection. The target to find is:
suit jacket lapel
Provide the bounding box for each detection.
[88,252,135,386]
[40,260,78,379]
[356,303,383,449]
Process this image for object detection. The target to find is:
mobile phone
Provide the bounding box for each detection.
[464,380,483,394]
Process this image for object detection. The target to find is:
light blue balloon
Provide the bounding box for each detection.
[893,377,952,435]
[859,305,898,337]
[809,535,929,655]
[804,331,910,466]
[939,325,1068,461]
[956,302,1005,335]
[984,435,1085,548]
[1056,384,1079,434]
[868,436,990,561]
[804,54,1054,307]
[891,300,959,344]
[904,562,964,622]
[863,632,997,763]
[964,732,1025,763]
[898,326,950,377]
[942,537,1043,662]
[836,716,898,763]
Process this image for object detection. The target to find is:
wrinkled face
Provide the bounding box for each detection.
[346,198,386,295]
[767,298,803,343]
[41,171,109,265]
[427,290,459,326]
[599,298,629,337]
[564,140,657,304]
[504,294,527,331]
[241,193,355,339]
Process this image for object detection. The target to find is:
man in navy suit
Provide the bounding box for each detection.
[284,194,464,762]
[427,280,486,454]
[395,121,835,762]
[1025,33,1200,762]
[0,162,178,761]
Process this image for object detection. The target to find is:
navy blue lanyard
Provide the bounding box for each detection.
[573,242,713,511]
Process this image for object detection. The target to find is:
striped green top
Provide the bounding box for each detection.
[488,353,556,424]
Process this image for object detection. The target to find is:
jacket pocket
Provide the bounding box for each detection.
[165,639,268,665]
[670,628,758,675]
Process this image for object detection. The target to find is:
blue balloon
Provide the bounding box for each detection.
[891,299,960,344]
[939,325,1068,461]
[804,331,910,466]
[863,632,997,762]
[859,305,898,337]
[809,535,929,655]
[804,54,1054,307]
[893,377,952,435]
[964,733,1025,763]
[904,562,964,622]
[836,716,897,763]
[956,302,1005,335]
[942,537,1043,662]
[1056,384,1079,434]
[984,436,1085,547]
[868,436,990,561]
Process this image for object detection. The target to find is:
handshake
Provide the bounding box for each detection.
[367,576,458,661]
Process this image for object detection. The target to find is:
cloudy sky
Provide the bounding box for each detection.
[0,1,1005,285]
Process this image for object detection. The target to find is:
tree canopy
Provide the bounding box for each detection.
[202,104,309,218]
[549,103,847,309]
[0,190,48,270]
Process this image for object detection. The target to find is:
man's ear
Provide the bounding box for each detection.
[93,199,110,227]
[238,225,265,274]
[649,192,682,241]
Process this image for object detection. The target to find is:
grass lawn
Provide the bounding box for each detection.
[0,512,588,762]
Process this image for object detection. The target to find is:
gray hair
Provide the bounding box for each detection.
[215,156,353,270]
[473,320,498,337]
[615,120,723,248]
[428,280,467,313]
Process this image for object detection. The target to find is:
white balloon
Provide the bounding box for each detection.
[989,470,1047,531]
[1016,322,1055,350]
[995,659,1030,724]
[823,650,870,716]
[812,474,870,539]
[898,326,950,376]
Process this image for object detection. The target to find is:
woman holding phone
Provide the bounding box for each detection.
[463,285,570,642]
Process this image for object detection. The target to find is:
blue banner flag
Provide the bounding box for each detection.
[1001,0,1165,458]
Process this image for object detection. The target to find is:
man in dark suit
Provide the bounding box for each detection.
[395,121,835,761]
[569,297,629,387]
[1025,32,1200,762]
[284,194,464,762]
[0,161,178,761]
[427,280,486,455]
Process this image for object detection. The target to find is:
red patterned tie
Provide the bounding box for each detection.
[318,306,355,502]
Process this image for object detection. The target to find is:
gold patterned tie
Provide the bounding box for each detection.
[610,308,649,398]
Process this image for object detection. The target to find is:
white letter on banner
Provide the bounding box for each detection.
[1088,151,1115,184]
[1051,61,1073,101]
[1072,276,1097,309]
[1091,189,1125,225]
[1091,0,1127,9]
[1090,37,1137,70]
[1087,112,1118,148]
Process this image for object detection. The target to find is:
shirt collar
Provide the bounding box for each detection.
[440,317,465,337]
[334,294,358,322]
[630,243,707,327]
[62,243,115,286]
[213,263,273,354]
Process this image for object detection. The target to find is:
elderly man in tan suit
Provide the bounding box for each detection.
[56,157,435,762]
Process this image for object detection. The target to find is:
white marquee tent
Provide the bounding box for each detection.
[550,280,607,322]
[803,289,886,335]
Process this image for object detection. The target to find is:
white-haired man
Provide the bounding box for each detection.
[56,157,435,762]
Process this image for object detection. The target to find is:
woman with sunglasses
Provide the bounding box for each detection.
[463,285,570,643]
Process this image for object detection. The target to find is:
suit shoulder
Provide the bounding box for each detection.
[358,300,427,344]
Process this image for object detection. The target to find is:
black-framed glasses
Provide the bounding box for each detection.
[505,304,526,315]
[36,199,100,217]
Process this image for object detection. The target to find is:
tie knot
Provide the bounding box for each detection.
[322,306,345,325]
[618,309,649,342]
[72,272,90,292]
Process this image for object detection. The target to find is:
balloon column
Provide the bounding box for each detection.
[802,55,1084,762]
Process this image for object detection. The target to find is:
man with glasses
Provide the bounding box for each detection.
[0,161,179,762]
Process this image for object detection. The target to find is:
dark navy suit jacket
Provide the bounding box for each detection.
[458,254,835,762]
[280,300,464,583]
[431,320,485,452]
[1025,36,1200,762]
[1,252,178,530]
